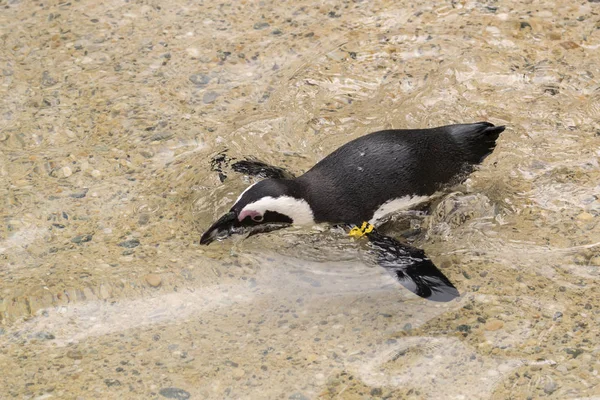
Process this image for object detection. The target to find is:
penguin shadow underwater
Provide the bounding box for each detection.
[201,122,505,302]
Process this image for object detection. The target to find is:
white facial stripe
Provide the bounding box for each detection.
[235,182,259,204]
[369,195,431,225]
[240,196,315,225]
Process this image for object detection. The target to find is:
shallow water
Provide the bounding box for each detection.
[1,0,600,399]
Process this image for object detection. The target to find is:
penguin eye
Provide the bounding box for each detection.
[252,214,264,222]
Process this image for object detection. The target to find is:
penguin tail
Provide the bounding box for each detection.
[448,122,505,164]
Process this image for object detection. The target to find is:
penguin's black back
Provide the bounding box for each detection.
[297,122,504,224]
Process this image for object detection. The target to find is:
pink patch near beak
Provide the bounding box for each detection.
[238,209,261,221]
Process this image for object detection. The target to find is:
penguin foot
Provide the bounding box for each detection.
[348,222,375,238]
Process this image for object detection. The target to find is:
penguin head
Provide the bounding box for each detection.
[200,179,314,245]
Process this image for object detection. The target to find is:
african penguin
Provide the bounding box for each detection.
[201,122,504,244]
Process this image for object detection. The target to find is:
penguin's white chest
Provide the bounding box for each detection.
[369,195,431,225]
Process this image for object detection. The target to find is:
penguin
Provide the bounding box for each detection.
[201,122,505,301]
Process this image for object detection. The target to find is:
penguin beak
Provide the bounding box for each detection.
[200,211,241,245]
[201,211,292,245]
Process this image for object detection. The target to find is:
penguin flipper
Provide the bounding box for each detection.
[231,159,296,179]
[366,231,460,302]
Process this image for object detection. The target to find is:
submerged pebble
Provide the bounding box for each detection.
[576,212,594,221]
[484,319,504,331]
[71,234,93,244]
[69,189,88,199]
[189,74,210,86]
[41,71,57,86]
[119,239,140,248]
[232,368,245,378]
[145,274,162,287]
[34,331,55,340]
[253,22,270,30]
[67,350,83,360]
[288,393,309,400]
[544,380,558,394]
[61,166,72,177]
[159,387,191,399]
[104,379,121,387]
[203,91,219,104]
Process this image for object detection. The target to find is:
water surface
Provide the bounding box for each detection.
[1,0,599,399]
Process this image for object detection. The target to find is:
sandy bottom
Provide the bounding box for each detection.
[1,0,599,399]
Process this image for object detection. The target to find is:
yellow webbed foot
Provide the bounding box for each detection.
[348,222,375,238]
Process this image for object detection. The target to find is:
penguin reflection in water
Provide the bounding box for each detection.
[201,122,504,302]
